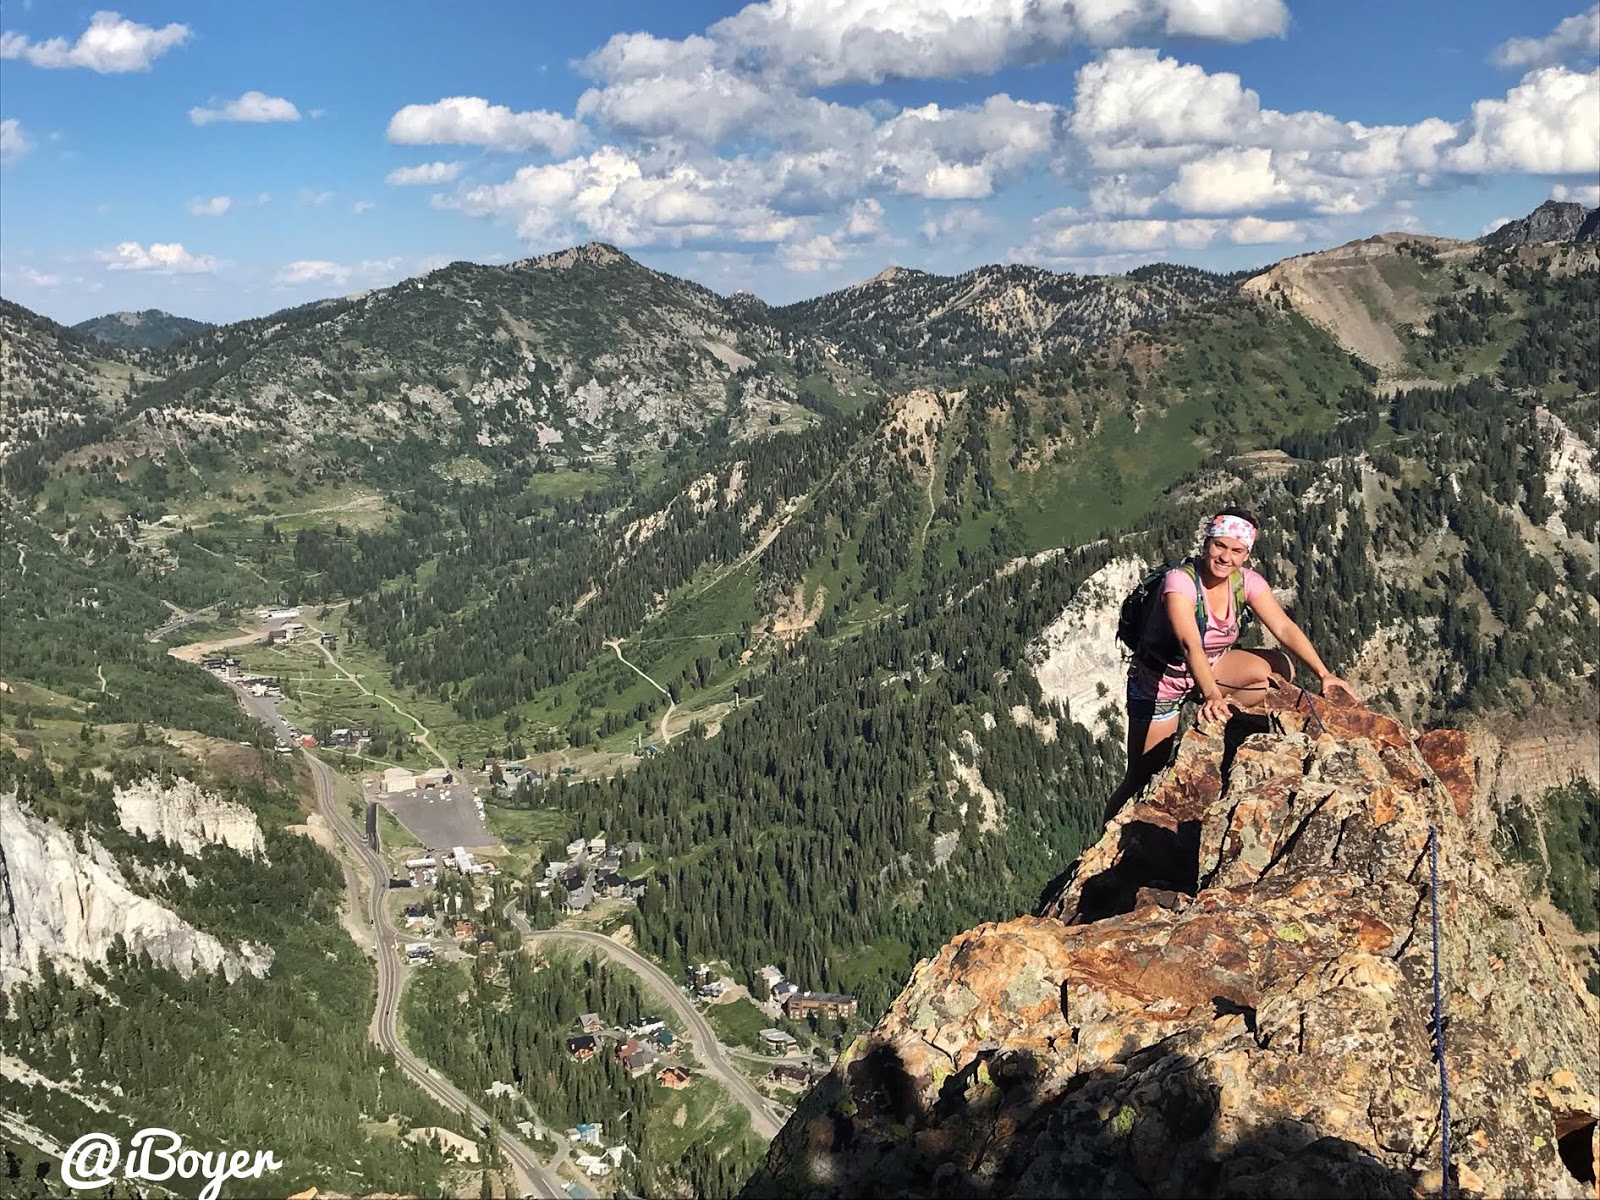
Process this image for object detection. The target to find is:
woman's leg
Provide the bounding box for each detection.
[1212,647,1292,705]
[1103,709,1181,823]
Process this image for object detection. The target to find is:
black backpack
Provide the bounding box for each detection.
[1116,560,1250,665]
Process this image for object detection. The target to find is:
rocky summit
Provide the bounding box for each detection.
[742,689,1600,1199]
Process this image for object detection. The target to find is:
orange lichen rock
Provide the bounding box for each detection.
[744,694,1599,1199]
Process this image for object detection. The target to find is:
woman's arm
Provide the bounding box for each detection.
[1164,590,1233,723]
[1247,587,1359,702]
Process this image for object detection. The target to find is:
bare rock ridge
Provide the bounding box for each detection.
[741,690,1600,1199]
[1478,200,1600,248]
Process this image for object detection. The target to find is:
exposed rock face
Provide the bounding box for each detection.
[1478,201,1600,247]
[743,690,1599,1199]
[0,793,273,990]
[1027,556,1146,740]
[113,776,268,861]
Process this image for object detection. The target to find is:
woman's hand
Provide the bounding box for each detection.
[1197,691,1234,725]
[1319,673,1358,704]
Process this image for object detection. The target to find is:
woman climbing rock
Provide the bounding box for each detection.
[1104,507,1358,822]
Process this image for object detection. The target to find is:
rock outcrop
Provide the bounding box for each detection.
[1478,200,1600,247]
[743,690,1599,1199]
[0,792,273,990]
[113,776,268,861]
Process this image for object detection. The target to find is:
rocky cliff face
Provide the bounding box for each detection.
[0,792,273,990]
[1026,556,1144,741]
[113,776,268,861]
[743,690,1599,1199]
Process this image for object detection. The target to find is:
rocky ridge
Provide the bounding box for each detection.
[772,262,1234,384]
[742,689,1599,1198]
[1478,200,1600,248]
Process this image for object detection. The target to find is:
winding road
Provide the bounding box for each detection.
[300,747,570,1199]
[504,907,790,1141]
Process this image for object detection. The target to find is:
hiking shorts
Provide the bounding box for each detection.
[1126,660,1195,725]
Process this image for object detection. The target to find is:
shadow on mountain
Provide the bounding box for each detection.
[746,1034,1436,1199]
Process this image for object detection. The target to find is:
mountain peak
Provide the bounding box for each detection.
[519,241,634,271]
[72,308,213,349]
[868,265,917,285]
[1478,199,1599,247]
[743,690,1600,1199]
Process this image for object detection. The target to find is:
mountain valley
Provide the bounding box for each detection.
[1,204,1596,1199]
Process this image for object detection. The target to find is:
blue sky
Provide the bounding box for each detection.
[1,1,1596,323]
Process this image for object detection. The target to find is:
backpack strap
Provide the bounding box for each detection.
[1182,561,1207,636]
[1194,566,1249,638]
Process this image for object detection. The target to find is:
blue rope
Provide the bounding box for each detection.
[1429,824,1452,1199]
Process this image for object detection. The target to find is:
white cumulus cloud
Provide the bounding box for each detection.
[0,118,33,163]
[387,97,585,155]
[386,161,463,186]
[187,196,231,217]
[777,233,843,271]
[842,197,885,238]
[0,10,188,73]
[1492,6,1599,69]
[1552,182,1600,205]
[1020,210,1305,262]
[190,91,301,126]
[704,0,1288,87]
[353,200,376,215]
[276,260,350,286]
[97,241,219,274]
[444,146,798,249]
[1447,66,1600,174]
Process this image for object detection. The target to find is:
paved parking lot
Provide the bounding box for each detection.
[379,782,496,850]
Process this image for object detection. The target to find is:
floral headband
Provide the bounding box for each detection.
[1207,514,1256,549]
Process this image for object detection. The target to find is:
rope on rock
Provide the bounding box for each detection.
[1429,823,1453,1199]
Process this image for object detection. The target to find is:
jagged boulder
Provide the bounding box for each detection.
[742,691,1599,1198]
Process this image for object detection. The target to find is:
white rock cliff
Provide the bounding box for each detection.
[0,792,273,990]
[113,776,268,861]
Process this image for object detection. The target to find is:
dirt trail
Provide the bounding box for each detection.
[605,639,676,746]
[302,614,449,769]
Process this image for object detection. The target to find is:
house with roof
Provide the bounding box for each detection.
[771,1063,812,1088]
[759,1028,800,1057]
[566,1036,598,1061]
[757,965,786,996]
[578,1013,603,1035]
[785,991,858,1021]
[622,1046,660,1077]
[657,1066,692,1090]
